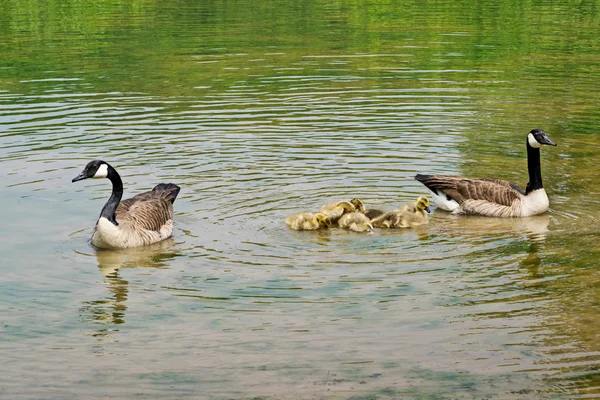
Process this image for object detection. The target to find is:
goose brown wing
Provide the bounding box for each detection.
[415,175,523,207]
[118,183,180,213]
[116,197,173,232]
[118,191,155,213]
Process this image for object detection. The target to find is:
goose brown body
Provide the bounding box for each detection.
[413,176,546,217]
[92,184,180,249]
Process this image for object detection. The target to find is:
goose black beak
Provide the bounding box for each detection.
[72,172,88,183]
[425,206,431,213]
[540,133,557,146]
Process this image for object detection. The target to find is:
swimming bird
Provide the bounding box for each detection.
[364,208,386,220]
[364,197,426,220]
[350,198,366,214]
[72,160,181,249]
[338,212,374,233]
[415,129,556,217]
[285,212,331,230]
[371,196,430,228]
[319,200,356,223]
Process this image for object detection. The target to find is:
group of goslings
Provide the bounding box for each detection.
[285,196,431,233]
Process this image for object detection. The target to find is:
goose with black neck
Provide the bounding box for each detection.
[414,129,557,217]
[72,160,181,249]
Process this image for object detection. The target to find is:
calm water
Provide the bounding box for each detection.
[2,0,600,398]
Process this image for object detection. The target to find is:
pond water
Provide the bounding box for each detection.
[2,0,600,398]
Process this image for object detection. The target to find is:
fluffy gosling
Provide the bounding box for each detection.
[319,200,356,223]
[285,212,332,231]
[338,212,374,233]
[371,196,431,228]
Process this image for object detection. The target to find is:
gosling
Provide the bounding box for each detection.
[371,196,431,228]
[319,200,356,223]
[319,198,366,223]
[350,198,366,213]
[338,212,374,233]
[285,212,332,231]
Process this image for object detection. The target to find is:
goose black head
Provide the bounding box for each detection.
[528,129,557,148]
[72,160,110,182]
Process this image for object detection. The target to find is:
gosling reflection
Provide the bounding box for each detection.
[80,239,178,334]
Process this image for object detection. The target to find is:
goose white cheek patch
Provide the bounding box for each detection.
[93,164,108,178]
[528,133,541,148]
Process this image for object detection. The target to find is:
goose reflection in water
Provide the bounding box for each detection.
[79,239,178,336]
[429,212,551,242]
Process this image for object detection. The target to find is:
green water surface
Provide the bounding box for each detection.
[2,0,600,398]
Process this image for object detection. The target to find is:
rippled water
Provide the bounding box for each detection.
[2,0,600,398]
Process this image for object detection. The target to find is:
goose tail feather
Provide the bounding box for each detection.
[152,183,181,204]
[414,174,439,194]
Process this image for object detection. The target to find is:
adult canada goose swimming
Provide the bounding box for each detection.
[285,212,331,230]
[415,129,556,217]
[371,196,431,228]
[338,212,374,233]
[72,160,181,249]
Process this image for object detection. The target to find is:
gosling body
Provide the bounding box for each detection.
[319,201,356,223]
[372,196,430,229]
[285,212,331,230]
[364,209,385,220]
[338,212,374,233]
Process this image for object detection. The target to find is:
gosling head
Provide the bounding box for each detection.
[72,160,111,182]
[337,201,356,212]
[350,198,366,213]
[527,128,556,149]
[416,196,431,213]
[315,213,332,228]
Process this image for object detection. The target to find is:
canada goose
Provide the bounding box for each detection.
[415,129,556,217]
[372,196,430,228]
[319,200,356,223]
[338,212,374,233]
[72,160,181,249]
[285,212,332,230]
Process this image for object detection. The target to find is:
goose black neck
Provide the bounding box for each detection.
[525,140,543,194]
[99,164,123,225]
